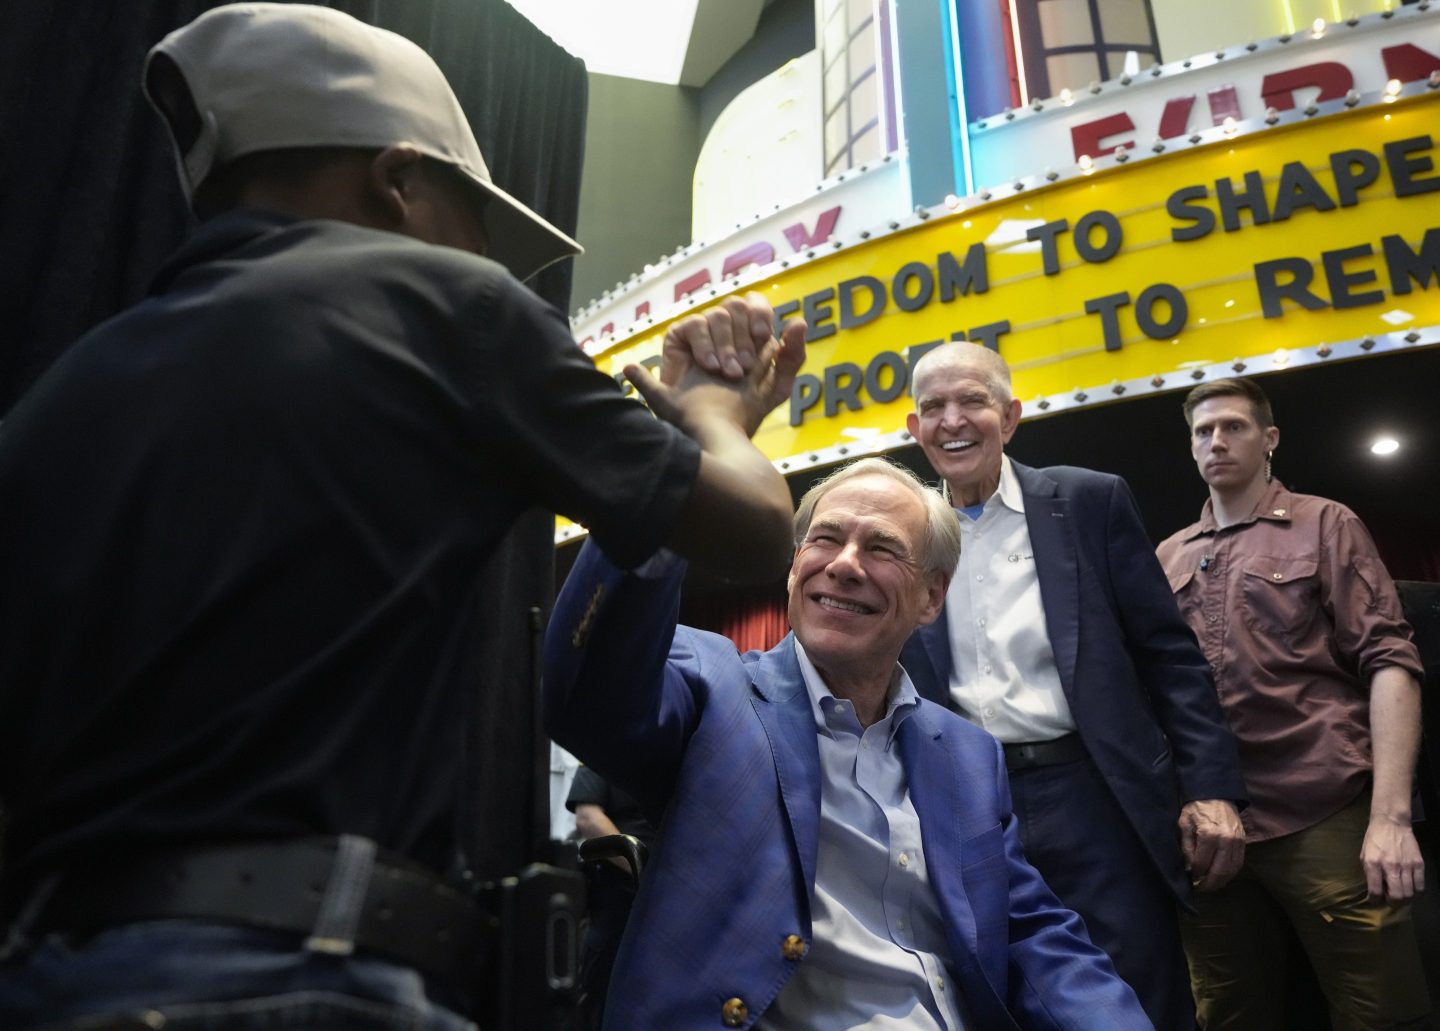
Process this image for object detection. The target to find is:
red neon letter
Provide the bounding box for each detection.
[721,242,776,279]
[1071,112,1135,160]
[1381,44,1440,84]
[673,270,712,303]
[1261,63,1353,111]
[781,206,841,252]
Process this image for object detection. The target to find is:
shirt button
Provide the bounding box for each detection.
[936,976,946,990]
[983,664,992,675]
[781,934,807,961]
[975,574,984,582]
[984,708,995,718]
[898,852,910,868]
[977,618,986,627]
[1206,614,1218,624]
[1272,572,1283,580]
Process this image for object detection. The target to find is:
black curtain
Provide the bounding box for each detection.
[0,0,589,882]
[0,0,587,414]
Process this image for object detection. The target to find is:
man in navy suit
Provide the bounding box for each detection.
[547,457,1150,1030]
[899,343,1248,1030]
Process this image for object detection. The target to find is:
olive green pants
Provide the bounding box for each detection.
[1182,791,1431,1031]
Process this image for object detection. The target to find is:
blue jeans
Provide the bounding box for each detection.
[0,920,478,1030]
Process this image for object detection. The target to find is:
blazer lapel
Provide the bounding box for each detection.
[912,614,953,707]
[899,711,978,961]
[1014,461,1079,700]
[751,635,823,897]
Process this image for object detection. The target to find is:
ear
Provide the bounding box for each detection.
[914,570,948,627]
[999,397,1023,442]
[365,144,426,228]
[1265,425,1280,453]
[905,410,920,439]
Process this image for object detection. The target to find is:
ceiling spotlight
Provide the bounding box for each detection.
[1370,437,1400,456]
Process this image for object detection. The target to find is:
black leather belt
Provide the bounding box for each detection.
[28,838,488,993]
[1003,733,1087,772]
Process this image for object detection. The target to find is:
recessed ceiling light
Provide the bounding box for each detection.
[1370,437,1400,456]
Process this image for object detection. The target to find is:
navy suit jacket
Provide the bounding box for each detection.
[546,541,1150,1030]
[900,461,1246,903]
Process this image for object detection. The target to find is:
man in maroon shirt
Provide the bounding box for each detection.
[1157,376,1430,1030]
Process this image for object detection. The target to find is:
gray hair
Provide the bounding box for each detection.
[793,458,960,576]
[911,342,1013,406]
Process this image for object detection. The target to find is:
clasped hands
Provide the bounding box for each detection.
[623,292,807,439]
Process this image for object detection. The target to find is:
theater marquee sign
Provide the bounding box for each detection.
[557,88,1440,544]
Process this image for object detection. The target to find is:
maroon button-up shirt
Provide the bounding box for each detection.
[1156,483,1422,842]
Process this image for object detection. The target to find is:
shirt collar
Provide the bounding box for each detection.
[959,454,1024,519]
[793,639,919,744]
[1187,480,1295,538]
[148,208,303,296]
[996,455,1026,513]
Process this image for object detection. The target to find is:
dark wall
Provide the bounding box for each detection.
[570,75,702,312]
[698,0,815,143]
[569,0,815,312]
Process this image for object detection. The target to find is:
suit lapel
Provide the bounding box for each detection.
[912,615,953,707]
[751,635,822,896]
[1015,461,1079,700]
[899,710,978,961]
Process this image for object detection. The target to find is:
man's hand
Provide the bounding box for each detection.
[655,292,787,384]
[1179,798,1246,891]
[624,292,806,438]
[1361,815,1426,903]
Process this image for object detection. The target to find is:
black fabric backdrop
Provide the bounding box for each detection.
[0,0,589,881]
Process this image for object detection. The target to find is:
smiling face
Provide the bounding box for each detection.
[787,473,947,692]
[907,351,1022,506]
[1189,395,1280,497]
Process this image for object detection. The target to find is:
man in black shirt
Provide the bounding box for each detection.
[0,6,803,1028]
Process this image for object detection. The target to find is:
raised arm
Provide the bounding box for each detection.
[543,541,703,818]
[626,293,806,583]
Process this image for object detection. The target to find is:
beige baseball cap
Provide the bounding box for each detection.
[143,2,582,281]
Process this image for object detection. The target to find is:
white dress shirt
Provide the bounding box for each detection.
[758,642,968,1030]
[946,456,1076,744]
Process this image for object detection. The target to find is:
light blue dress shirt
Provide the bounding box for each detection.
[758,642,969,1030]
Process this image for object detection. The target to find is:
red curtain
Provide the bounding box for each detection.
[681,585,791,654]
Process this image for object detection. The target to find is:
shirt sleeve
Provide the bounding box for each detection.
[1319,505,1424,683]
[460,273,701,570]
[565,764,611,812]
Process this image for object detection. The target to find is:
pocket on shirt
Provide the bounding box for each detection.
[1166,566,1201,623]
[1240,557,1319,634]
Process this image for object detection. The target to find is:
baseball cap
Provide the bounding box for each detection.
[143,2,582,281]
